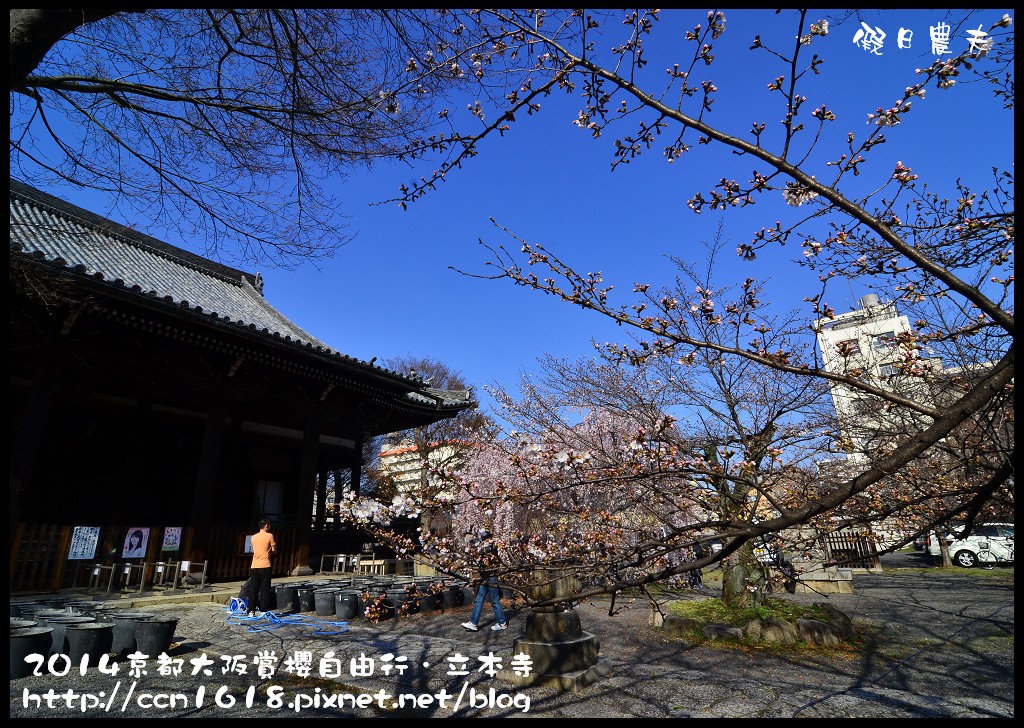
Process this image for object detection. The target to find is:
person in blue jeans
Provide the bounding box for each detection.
[462,573,507,631]
[462,528,508,631]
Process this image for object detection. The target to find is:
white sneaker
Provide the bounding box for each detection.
[461,621,478,631]
[490,622,508,631]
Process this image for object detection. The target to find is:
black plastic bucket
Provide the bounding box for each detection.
[135,617,178,657]
[387,588,417,617]
[43,616,95,657]
[110,612,156,654]
[314,589,339,617]
[296,586,317,613]
[275,585,300,613]
[334,590,361,620]
[10,627,53,679]
[64,622,114,663]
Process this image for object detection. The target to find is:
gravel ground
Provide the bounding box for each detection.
[9,553,1014,718]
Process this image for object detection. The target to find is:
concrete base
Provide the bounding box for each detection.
[497,605,613,692]
[793,579,854,594]
[500,656,613,692]
[791,561,855,594]
[290,566,314,577]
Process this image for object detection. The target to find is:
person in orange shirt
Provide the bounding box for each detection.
[248,518,277,616]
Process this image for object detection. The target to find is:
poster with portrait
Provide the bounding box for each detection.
[67,526,101,560]
[161,527,182,552]
[122,527,150,558]
[244,534,254,554]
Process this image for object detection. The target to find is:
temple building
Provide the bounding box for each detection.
[10,179,475,591]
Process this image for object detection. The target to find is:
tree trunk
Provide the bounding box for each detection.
[938,535,953,568]
[720,541,767,609]
[10,9,141,91]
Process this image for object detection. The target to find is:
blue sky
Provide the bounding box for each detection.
[17,9,1014,418]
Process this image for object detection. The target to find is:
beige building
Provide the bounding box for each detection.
[378,440,469,533]
[816,293,943,467]
[378,441,464,492]
[815,293,954,550]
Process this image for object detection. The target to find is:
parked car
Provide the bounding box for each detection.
[925,522,1014,567]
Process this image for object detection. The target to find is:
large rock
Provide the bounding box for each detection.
[797,618,843,645]
[701,624,744,642]
[756,617,800,645]
[663,616,703,639]
[660,601,854,648]
[813,602,854,638]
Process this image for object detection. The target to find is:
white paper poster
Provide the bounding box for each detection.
[68,526,101,560]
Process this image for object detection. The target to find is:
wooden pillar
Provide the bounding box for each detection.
[189,397,226,562]
[293,410,320,574]
[10,351,62,551]
[118,398,153,514]
[351,435,364,498]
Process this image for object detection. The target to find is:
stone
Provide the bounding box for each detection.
[757,618,799,645]
[797,618,842,646]
[524,608,585,641]
[498,568,612,692]
[701,623,743,642]
[813,602,854,638]
[512,629,601,674]
[501,609,612,692]
[663,616,702,639]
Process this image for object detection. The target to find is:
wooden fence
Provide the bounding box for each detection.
[10,523,70,593]
[819,529,881,570]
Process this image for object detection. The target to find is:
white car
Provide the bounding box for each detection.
[925,522,1014,568]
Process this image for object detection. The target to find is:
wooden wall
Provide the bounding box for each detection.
[10,523,303,594]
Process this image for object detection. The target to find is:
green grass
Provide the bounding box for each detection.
[662,596,871,657]
[668,596,835,628]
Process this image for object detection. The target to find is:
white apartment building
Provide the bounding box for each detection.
[378,440,464,492]
[815,293,945,548]
[377,440,468,533]
[816,293,948,469]
[817,293,915,422]
[378,441,430,493]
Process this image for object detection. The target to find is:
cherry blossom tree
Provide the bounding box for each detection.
[340,9,1013,605]
[338,253,846,608]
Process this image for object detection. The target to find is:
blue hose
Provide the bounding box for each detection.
[224,604,349,635]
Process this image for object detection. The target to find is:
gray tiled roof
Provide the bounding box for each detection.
[10,179,474,412]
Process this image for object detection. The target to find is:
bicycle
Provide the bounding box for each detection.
[976,539,1014,570]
